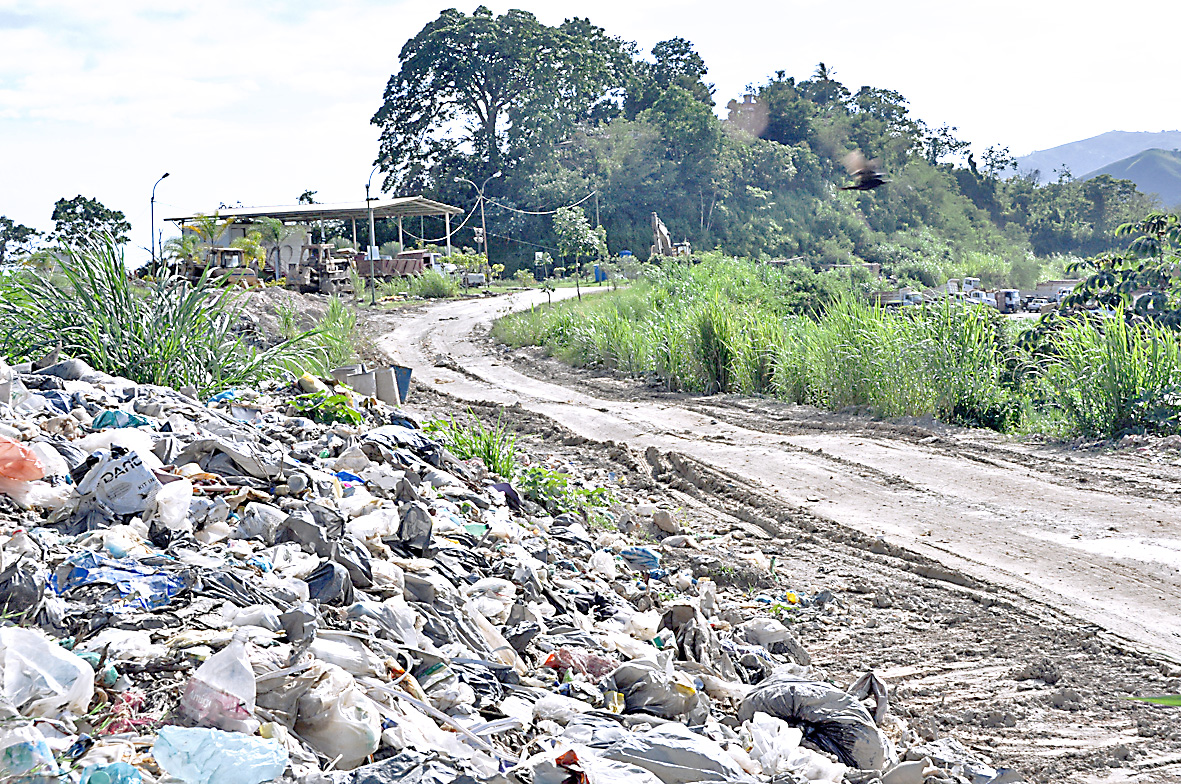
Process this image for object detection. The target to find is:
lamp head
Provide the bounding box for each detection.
[162,172,170,179]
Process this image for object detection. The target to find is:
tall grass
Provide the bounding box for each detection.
[409,270,458,299]
[0,235,317,394]
[424,409,517,477]
[1047,314,1181,436]
[494,256,1022,429]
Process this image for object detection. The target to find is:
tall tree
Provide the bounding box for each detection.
[0,217,39,265]
[372,7,629,189]
[626,37,713,117]
[51,196,130,246]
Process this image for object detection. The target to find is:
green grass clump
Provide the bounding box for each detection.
[409,270,459,299]
[424,409,517,477]
[0,235,316,395]
[1047,313,1181,437]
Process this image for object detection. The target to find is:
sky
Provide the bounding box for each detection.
[2,0,1176,261]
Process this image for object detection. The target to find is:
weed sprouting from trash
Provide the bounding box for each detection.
[424,409,517,477]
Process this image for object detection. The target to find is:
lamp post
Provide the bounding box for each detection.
[455,172,501,276]
[150,172,170,266]
[365,165,380,306]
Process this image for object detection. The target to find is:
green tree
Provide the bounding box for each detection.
[231,229,266,267]
[187,211,236,253]
[162,233,202,267]
[553,206,604,267]
[0,217,39,265]
[51,196,130,246]
[626,37,713,117]
[1065,211,1181,325]
[372,7,630,188]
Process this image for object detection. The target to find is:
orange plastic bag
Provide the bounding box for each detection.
[0,436,44,481]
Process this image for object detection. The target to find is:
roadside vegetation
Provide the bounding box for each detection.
[0,235,317,395]
[494,241,1181,440]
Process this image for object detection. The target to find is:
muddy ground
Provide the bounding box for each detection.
[252,287,1181,782]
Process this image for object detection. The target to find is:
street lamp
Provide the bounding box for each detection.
[365,165,381,306]
[455,172,501,275]
[150,172,170,266]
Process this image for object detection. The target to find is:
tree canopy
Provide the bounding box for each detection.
[368,11,1157,289]
[51,196,131,247]
[0,217,39,265]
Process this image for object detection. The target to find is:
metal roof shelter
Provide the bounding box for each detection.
[167,196,465,254]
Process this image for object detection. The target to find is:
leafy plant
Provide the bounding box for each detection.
[292,390,364,425]
[409,270,458,299]
[516,465,613,518]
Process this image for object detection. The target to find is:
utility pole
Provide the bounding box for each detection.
[150,172,169,266]
[455,171,501,275]
[366,165,380,306]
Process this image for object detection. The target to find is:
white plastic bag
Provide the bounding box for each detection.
[294,664,381,770]
[0,626,94,718]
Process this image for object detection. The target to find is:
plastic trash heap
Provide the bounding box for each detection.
[0,353,1022,784]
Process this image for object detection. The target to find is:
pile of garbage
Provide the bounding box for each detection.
[0,354,1022,784]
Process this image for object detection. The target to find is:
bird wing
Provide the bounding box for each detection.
[842,150,869,175]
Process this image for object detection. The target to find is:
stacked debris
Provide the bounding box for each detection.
[0,354,1021,784]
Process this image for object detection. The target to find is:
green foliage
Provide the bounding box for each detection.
[424,409,517,477]
[516,465,613,518]
[51,196,130,246]
[231,229,266,266]
[1045,313,1181,436]
[186,211,236,251]
[409,270,459,298]
[553,206,605,265]
[301,295,358,374]
[1064,212,1181,325]
[1130,695,1181,706]
[0,235,315,394]
[292,390,364,425]
[0,216,39,265]
[372,7,630,185]
[162,233,203,266]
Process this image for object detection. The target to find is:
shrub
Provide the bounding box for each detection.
[410,270,459,298]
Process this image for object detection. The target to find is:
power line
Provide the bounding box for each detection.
[485,190,597,216]
[396,205,480,242]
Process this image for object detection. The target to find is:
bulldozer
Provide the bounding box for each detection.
[286,243,354,295]
[184,247,261,288]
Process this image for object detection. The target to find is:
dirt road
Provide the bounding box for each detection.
[364,287,1181,781]
[376,287,1181,661]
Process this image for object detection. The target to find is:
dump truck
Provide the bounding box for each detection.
[286,244,354,295]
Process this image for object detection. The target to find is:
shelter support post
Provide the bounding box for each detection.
[445,213,452,256]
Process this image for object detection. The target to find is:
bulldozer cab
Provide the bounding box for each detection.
[186,247,260,287]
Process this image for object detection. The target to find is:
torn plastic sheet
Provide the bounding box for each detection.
[52,551,189,611]
[172,437,284,481]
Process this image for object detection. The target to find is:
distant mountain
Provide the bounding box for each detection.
[1015,130,1181,183]
[1082,149,1181,207]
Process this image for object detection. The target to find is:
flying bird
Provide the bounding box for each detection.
[840,151,887,191]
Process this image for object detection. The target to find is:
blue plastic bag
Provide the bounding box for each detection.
[621,546,661,574]
[52,552,186,611]
[152,726,287,784]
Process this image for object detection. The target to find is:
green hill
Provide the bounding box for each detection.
[1016,130,1181,183]
[1082,149,1181,207]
